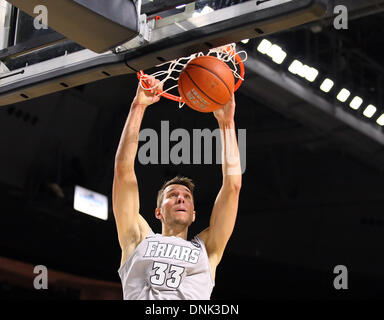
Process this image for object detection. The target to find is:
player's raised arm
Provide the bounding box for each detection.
[199,94,242,276]
[113,77,161,264]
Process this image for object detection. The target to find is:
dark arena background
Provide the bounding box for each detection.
[1,0,384,301]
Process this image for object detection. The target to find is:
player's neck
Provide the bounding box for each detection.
[161,225,188,240]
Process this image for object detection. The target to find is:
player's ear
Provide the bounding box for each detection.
[192,210,196,222]
[155,208,162,220]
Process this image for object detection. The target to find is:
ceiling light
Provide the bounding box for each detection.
[305,67,319,82]
[241,39,250,44]
[363,104,377,118]
[272,51,287,64]
[257,39,272,54]
[376,114,384,126]
[337,89,351,102]
[288,60,317,81]
[298,64,310,78]
[320,79,334,92]
[266,44,287,64]
[288,60,303,75]
[349,96,363,110]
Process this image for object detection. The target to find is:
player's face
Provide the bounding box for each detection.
[159,184,195,226]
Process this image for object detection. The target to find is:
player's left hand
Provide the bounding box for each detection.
[213,93,236,123]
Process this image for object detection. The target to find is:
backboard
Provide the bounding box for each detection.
[0,0,328,106]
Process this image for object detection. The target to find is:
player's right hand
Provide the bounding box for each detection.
[133,75,163,107]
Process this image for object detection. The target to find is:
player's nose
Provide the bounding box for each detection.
[176,194,185,203]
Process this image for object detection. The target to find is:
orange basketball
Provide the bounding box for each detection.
[178,56,234,113]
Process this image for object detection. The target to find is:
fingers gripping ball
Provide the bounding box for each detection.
[178,56,234,113]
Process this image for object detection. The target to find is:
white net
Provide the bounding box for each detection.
[138,43,247,108]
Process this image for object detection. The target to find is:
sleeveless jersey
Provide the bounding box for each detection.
[118,231,215,300]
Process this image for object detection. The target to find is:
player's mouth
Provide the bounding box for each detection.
[175,206,187,213]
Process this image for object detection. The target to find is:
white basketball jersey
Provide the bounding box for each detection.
[118,231,214,300]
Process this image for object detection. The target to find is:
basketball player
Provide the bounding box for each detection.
[113,76,242,299]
